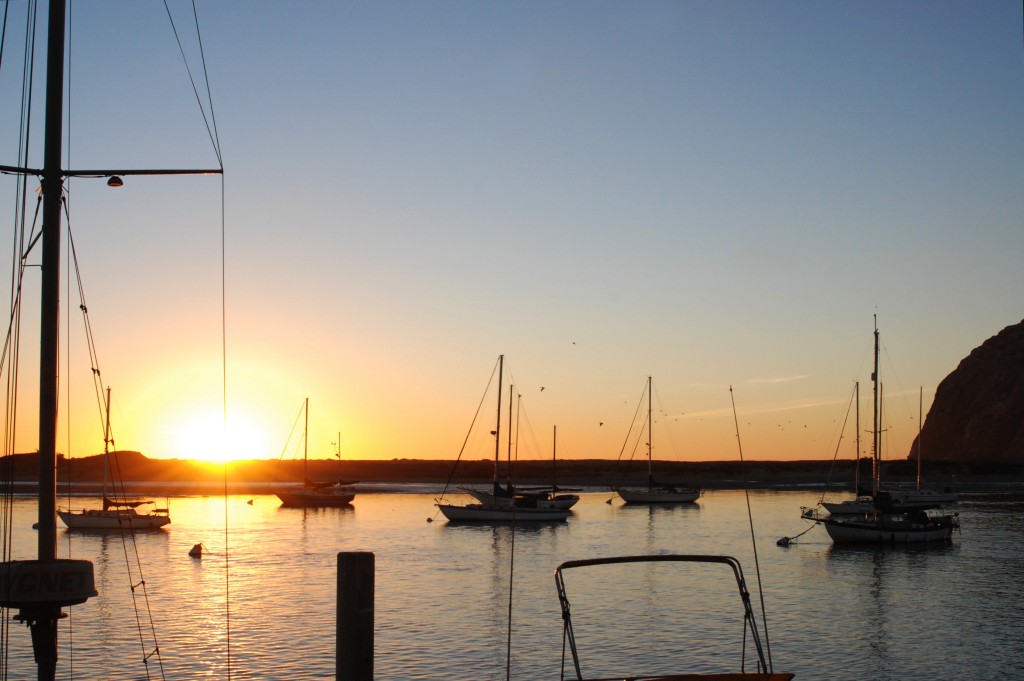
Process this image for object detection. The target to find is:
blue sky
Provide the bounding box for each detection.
[2,1,1021,462]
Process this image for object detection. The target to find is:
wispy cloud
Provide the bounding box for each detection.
[744,374,808,385]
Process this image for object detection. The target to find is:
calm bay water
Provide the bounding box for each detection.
[3,489,1022,680]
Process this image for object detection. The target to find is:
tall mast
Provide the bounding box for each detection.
[493,355,503,484]
[304,397,309,483]
[921,385,929,491]
[552,425,557,491]
[506,383,514,489]
[854,381,860,494]
[871,317,880,496]
[38,0,67,572]
[647,376,653,483]
[103,388,112,505]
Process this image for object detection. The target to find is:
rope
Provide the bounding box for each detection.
[728,386,773,673]
[429,356,500,519]
[0,5,39,677]
[159,1,232,674]
[162,0,223,168]
[63,206,167,681]
[816,382,858,505]
[776,522,817,547]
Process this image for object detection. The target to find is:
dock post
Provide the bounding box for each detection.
[337,552,374,681]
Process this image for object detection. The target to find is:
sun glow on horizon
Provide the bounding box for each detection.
[173,412,274,462]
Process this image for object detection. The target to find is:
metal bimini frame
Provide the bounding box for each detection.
[555,554,787,681]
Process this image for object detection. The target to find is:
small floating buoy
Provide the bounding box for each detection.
[426,517,433,523]
[247,499,253,505]
[189,543,205,558]
[776,537,791,547]
[32,522,39,530]
[605,498,612,504]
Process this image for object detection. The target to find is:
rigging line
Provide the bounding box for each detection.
[102,414,167,681]
[64,207,168,681]
[728,386,774,673]
[275,400,308,463]
[817,382,857,505]
[64,200,110,434]
[1,5,35,674]
[608,378,650,492]
[162,0,223,168]
[434,355,500,504]
[218,170,232,681]
[0,0,8,67]
[650,382,684,461]
[188,0,222,164]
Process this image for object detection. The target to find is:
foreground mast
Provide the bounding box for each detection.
[1,1,220,676]
[0,5,97,681]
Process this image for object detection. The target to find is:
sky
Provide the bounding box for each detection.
[1,1,1021,465]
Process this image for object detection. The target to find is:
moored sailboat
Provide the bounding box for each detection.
[275,398,356,507]
[461,424,580,510]
[614,376,700,504]
[816,382,956,518]
[816,319,959,544]
[436,355,571,522]
[57,389,171,530]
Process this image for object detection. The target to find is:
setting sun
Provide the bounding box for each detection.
[172,412,274,462]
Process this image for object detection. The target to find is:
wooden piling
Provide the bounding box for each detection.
[337,552,374,681]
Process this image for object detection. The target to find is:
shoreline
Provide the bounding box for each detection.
[5,453,1023,495]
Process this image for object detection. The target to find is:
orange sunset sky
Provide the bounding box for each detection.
[2,2,1021,465]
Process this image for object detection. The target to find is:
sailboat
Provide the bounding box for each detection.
[275,398,356,507]
[436,355,571,522]
[817,383,956,517]
[461,424,580,510]
[614,376,700,504]
[56,389,171,530]
[817,319,959,543]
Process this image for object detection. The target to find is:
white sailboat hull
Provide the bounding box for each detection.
[616,487,700,503]
[57,509,170,530]
[435,502,570,522]
[823,513,957,544]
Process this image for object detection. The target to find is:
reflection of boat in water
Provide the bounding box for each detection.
[815,319,959,544]
[275,398,356,508]
[436,355,570,522]
[554,554,793,680]
[58,389,171,530]
[614,377,700,504]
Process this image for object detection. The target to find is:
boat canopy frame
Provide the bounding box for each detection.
[554,554,779,681]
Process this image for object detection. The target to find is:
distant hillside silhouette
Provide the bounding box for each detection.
[3,450,1021,491]
[912,319,1024,464]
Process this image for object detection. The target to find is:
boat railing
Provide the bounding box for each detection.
[554,554,776,680]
